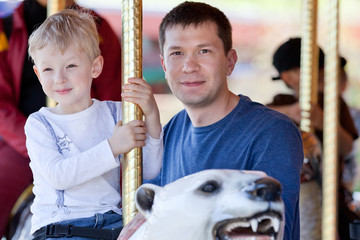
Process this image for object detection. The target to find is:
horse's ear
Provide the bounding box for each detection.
[135,184,160,216]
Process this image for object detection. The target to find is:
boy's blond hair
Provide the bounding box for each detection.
[28,9,100,62]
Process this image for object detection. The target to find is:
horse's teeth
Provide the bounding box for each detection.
[273,217,280,232]
[250,219,258,232]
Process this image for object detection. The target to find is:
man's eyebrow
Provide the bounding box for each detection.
[197,43,213,49]
[166,46,182,51]
[166,43,213,51]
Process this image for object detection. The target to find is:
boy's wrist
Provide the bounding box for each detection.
[146,122,162,139]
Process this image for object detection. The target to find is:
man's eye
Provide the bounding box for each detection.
[170,51,182,56]
[200,49,210,54]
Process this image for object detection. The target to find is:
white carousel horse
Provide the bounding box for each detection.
[121,169,285,240]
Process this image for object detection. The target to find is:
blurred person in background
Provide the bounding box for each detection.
[267,37,359,240]
[0,0,122,237]
[338,56,360,198]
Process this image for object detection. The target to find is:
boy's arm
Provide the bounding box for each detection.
[120,77,163,179]
[143,129,163,180]
[143,105,162,140]
[25,115,119,190]
[121,77,162,139]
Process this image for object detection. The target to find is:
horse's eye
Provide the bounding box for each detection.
[199,180,220,194]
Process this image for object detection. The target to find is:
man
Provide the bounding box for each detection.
[0,0,122,237]
[268,38,355,160]
[155,2,303,240]
[268,37,359,240]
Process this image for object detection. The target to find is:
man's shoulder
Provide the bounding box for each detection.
[165,109,187,125]
[267,94,297,106]
[239,95,295,126]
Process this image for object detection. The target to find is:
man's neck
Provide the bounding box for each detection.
[185,92,240,127]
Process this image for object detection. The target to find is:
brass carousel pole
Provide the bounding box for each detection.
[322,0,340,239]
[300,0,319,133]
[47,0,66,17]
[299,1,323,239]
[46,0,65,108]
[121,0,143,225]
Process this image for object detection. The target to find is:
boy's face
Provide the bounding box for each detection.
[33,44,103,114]
[160,21,237,108]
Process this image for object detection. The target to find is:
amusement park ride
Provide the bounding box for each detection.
[2,0,357,239]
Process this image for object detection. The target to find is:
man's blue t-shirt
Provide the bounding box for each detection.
[155,95,303,240]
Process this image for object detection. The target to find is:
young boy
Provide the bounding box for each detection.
[25,9,163,239]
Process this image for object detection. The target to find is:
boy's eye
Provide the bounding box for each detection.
[67,64,77,68]
[43,68,52,72]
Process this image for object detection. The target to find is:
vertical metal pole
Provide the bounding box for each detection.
[121,0,143,225]
[299,1,323,239]
[46,0,66,108]
[47,0,66,17]
[300,0,319,133]
[322,0,339,239]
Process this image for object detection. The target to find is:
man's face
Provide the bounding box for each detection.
[160,21,237,108]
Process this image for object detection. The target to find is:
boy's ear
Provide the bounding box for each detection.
[91,55,104,78]
[33,65,41,82]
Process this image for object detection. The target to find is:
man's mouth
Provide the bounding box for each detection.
[214,212,282,240]
[181,81,205,87]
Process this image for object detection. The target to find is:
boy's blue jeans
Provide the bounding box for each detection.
[33,211,122,240]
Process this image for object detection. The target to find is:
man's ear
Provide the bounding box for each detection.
[91,55,104,78]
[160,54,168,80]
[33,65,41,82]
[226,49,238,76]
[160,55,166,71]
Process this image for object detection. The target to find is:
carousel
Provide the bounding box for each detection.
[2,0,357,239]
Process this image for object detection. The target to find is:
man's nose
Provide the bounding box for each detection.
[182,55,199,73]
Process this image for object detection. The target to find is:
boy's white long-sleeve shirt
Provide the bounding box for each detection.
[24,99,163,234]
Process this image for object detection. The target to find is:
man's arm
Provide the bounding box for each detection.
[251,120,303,240]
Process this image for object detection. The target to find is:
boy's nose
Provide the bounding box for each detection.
[54,71,67,84]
